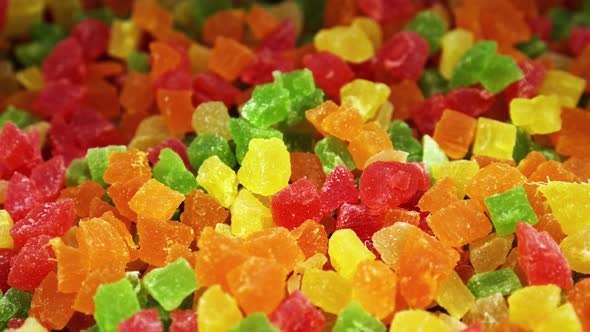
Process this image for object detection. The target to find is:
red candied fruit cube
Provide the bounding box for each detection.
[411,93,448,136]
[71,18,111,61]
[148,138,191,169]
[0,249,14,293]
[569,27,590,57]
[462,321,484,332]
[169,310,197,332]
[303,52,355,99]
[271,178,323,230]
[445,87,496,117]
[269,290,326,332]
[6,318,25,329]
[8,235,56,291]
[527,16,553,41]
[152,68,193,92]
[33,79,87,117]
[5,173,43,221]
[193,72,241,107]
[118,309,163,332]
[516,222,572,289]
[0,122,42,177]
[258,19,296,52]
[378,31,429,81]
[320,165,359,215]
[10,199,76,250]
[335,202,383,244]
[42,37,87,84]
[30,157,66,201]
[356,0,415,24]
[241,50,295,85]
[503,60,546,103]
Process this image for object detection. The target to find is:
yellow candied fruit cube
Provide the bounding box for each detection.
[439,29,475,80]
[192,101,232,140]
[129,115,175,150]
[534,303,583,332]
[372,100,394,130]
[472,118,517,161]
[538,182,590,235]
[237,138,291,196]
[510,95,562,135]
[508,284,561,330]
[197,156,238,208]
[188,43,211,75]
[351,17,383,50]
[314,25,374,63]
[108,19,141,59]
[340,79,391,121]
[372,222,419,271]
[1,0,45,38]
[560,225,590,274]
[15,67,44,91]
[301,268,352,314]
[230,189,274,238]
[432,160,480,199]
[129,179,185,221]
[0,210,14,249]
[538,70,586,108]
[434,270,475,319]
[197,285,243,332]
[470,233,514,273]
[329,229,375,280]
[46,0,81,29]
[390,310,451,332]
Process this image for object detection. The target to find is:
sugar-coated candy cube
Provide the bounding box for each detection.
[230,189,273,238]
[320,104,364,142]
[428,199,491,248]
[349,123,394,170]
[466,268,522,299]
[169,310,197,332]
[197,285,243,332]
[8,235,55,291]
[538,182,590,235]
[228,313,279,332]
[192,102,232,140]
[340,79,390,121]
[462,292,508,329]
[464,162,526,204]
[244,227,304,273]
[387,120,422,162]
[535,303,583,332]
[472,118,517,161]
[508,285,561,330]
[378,31,429,81]
[352,260,397,320]
[153,148,197,195]
[143,258,199,311]
[405,11,447,55]
[314,135,357,175]
[332,301,386,332]
[510,95,562,135]
[435,270,475,319]
[117,309,163,332]
[479,55,523,94]
[303,51,355,98]
[301,269,351,314]
[197,155,238,208]
[237,138,290,196]
[0,288,32,331]
[104,149,151,185]
[228,118,283,163]
[320,165,359,214]
[538,70,586,108]
[560,225,590,274]
[274,69,324,127]
[417,177,458,213]
[314,25,374,63]
[241,82,290,128]
[156,89,194,134]
[129,179,185,221]
[271,178,322,230]
[94,278,140,332]
[0,211,13,249]
[335,203,383,244]
[484,186,538,236]
[86,145,127,187]
[269,290,325,332]
[389,310,450,332]
[372,222,420,271]
[208,37,254,82]
[470,234,514,273]
[137,217,193,268]
[450,41,497,89]
[108,19,141,59]
[431,160,480,198]
[188,134,236,171]
[329,229,375,280]
[422,134,448,172]
[433,110,477,159]
[439,29,474,79]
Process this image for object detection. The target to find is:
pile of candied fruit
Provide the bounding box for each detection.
[1,0,590,331]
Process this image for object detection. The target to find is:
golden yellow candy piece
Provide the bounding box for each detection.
[340,79,391,121]
[230,189,274,238]
[389,310,451,332]
[192,101,232,140]
[197,285,243,332]
[510,95,562,135]
[434,270,475,319]
[108,19,141,59]
[539,182,590,235]
[197,156,238,208]
[15,67,44,91]
[329,229,375,280]
[0,210,14,249]
[439,29,474,79]
[508,284,561,330]
[237,138,291,196]
[432,160,480,199]
[472,117,517,161]
[538,70,586,108]
[314,25,374,63]
[301,268,352,314]
[351,17,383,50]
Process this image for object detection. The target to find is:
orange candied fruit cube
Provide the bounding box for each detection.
[129,179,185,221]
[321,103,364,142]
[529,160,579,183]
[180,189,229,241]
[73,266,126,315]
[428,199,492,248]
[464,163,526,204]
[202,9,246,46]
[382,208,421,227]
[433,110,477,159]
[556,109,590,158]
[246,4,280,40]
[418,177,459,214]
[207,36,255,82]
[29,272,76,330]
[291,220,329,258]
[569,45,590,92]
[59,181,105,218]
[156,89,195,134]
[324,0,357,27]
[103,148,152,185]
[563,157,590,181]
[348,122,394,170]
[108,177,149,221]
[535,212,564,243]
[389,80,424,121]
[516,151,547,178]
[76,218,130,272]
[120,72,154,114]
[87,61,125,81]
[290,152,326,191]
[567,277,590,332]
[244,227,305,273]
[471,155,516,168]
[149,42,184,80]
[131,0,173,35]
[352,260,397,320]
[50,238,89,294]
[305,100,339,136]
[137,217,194,267]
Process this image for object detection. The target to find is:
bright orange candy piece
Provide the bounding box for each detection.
[149,41,184,80]
[59,181,105,218]
[348,122,394,170]
[29,272,76,330]
[382,208,421,228]
[290,152,326,191]
[418,177,459,213]
[534,213,564,243]
[129,179,185,221]
[137,217,194,267]
[321,104,364,142]
[291,220,329,258]
[567,277,590,332]
[208,37,255,81]
[119,72,154,114]
[433,110,477,159]
[464,163,526,205]
[428,199,492,247]
[245,4,280,40]
[76,218,130,272]
[569,45,590,92]
[99,211,138,257]
[244,227,305,273]
[166,244,195,268]
[227,256,287,314]
[324,0,356,27]
[556,109,590,158]
[50,238,89,294]
[471,155,517,168]
[132,0,173,36]
[517,151,547,178]
[108,177,148,221]
[389,80,424,121]
[103,149,152,185]
[87,61,125,81]
[202,9,246,45]
[305,100,339,136]
[73,266,126,314]
[156,89,195,134]
[529,160,579,183]
[181,189,229,242]
[563,157,590,181]
[352,260,397,320]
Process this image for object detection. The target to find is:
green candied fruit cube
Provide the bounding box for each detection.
[480,55,523,94]
[229,313,280,332]
[65,158,92,187]
[126,272,149,308]
[86,145,127,187]
[333,302,386,332]
[241,82,291,128]
[314,135,356,175]
[187,133,236,170]
[0,288,33,330]
[387,120,422,162]
[0,106,37,130]
[75,8,115,24]
[466,268,522,299]
[31,21,66,44]
[484,186,538,236]
[94,278,141,332]
[283,131,315,153]
[14,41,54,67]
[515,36,547,59]
[297,0,326,32]
[418,69,449,98]
[422,135,448,173]
[228,118,283,164]
[450,41,497,89]
[153,148,198,195]
[127,51,151,73]
[513,127,535,164]
[274,69,325,126]
[143,258,200,311]
[547,7,574,41]
[405,11,447,55]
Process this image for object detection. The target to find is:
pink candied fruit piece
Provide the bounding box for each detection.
[118,309,163,332]
[169,310,197,332]
[193,72,241,107]
[33,79,87,117]
[7,235,56,291]
[303,52,355,99]
[271,177,323,230]
[148,138,191,169]
[356,0,416,24]
[71,18,111,61]
[0,249,14,293]
[5,173,43,221]
[42,37,87,84]
[503,60,546,103]
[527,16,553,41]
[30,156,66,201]
[378,31,429,81]
[411,93,448,136]
[516,222,572,289]
[320,165,359,215]
[335,202,383,244]
[258,19,296,52]
[269,290,326,332]
[10,199,76,251]
[569,27,590,57]
[0,123,42,177]
[240,50,295,86]
[445,87,496,117]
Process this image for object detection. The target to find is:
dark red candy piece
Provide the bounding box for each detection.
[42,37,87,84]
[359,161,426,214]
[169,310,197,332]
[569,27,590,57]
[30,156,66,201]
[240,50,295,86]
[33,79,87,117]
[445,88,495,117]
[7,318,25,329]
[527,15,553,41]
[378,31,429,81]
[411,93,448,135]
[503,60,546,103]
[71,18,111,61]
[258,19,296,52]
[193,72,241,107]
[0,122,42,177]
[10,199,76,251]
[148,138,191,169]
[0,249,14,293]
[516,222,572,289]
[357,0,415,24]
[152,68,193,92]
[8,235,56,291]
[269,290,326,332]
[118,309,163,332]
[5,173,43,221]
[271,178,323,230]
[303,52,355,98]
[462,321,484,332]
[335,203,383,244]
[320,165,359,215]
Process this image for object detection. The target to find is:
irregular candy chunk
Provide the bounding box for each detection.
[472,118,517,161]
[94,278,141,332]
[269,290,326,332]
[291,221,328,259]
[508,284,561,330]
[466,268,522,299]
[314,136,356,175]
[71,19,111,61]
[197,285,243,332]
[237,138,290,196]
[428,199,491,248]
[303,52,354,98]
[439,29,475,79]
[405,11,447,55]
[152,149,197,195]
[271,178,322,230]
[104,149,151,185]
[241,82,290,128]
[433,110,477,159]
[117,309,163,332]
[301,269,351,314]
[129,179,185,221]
[378,31,429,81]
[191,101,232,140]
[390,310,450,332]
[431,160,480,199]
[340,79,390,121]
[136,218,193,268]
[335,203,382,245]
[320,165,359,214]
[329,229,375,280]
[560,226,590,274]
[86,145,127,187]
[42,37,86,84]
[143,258,199,311]
[510,95,561,135]
[169,310,197,332]
[8,235,55,291]
[332,301,385,332]
[435,270,475,319]
[538,70,586,108]
[230,189,273,238]
[352,260,396,319]
[470,234,514,273]
[0,288,32,331]
[484,186,538,236]
[314,26,374,63]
